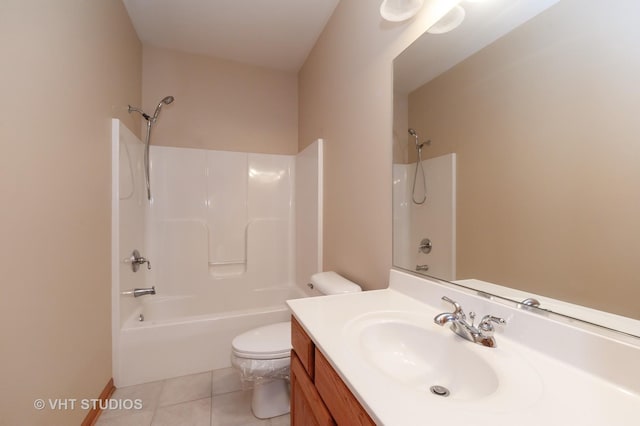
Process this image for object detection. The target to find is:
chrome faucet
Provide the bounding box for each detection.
[121,286,156,297]
[434,296,506,348]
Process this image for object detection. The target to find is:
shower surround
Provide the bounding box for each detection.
[393,153,456,280]
[111,120,321,386]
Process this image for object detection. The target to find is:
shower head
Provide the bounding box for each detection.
[128,105,151,121]
[160,96,174,106]
[152,95,175,121]
[127,96,175,201]
[408,128,430,149]
[128,96,175,123]
[408,128,421,148]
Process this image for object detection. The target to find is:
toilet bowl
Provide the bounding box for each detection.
[230,272,362,419]
[231,322,292,419]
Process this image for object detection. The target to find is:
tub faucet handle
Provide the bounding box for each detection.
[131,249,151,272]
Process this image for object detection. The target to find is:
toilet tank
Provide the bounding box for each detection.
[310,272,362,295]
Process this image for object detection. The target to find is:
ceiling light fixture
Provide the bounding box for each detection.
[427,4,466,34]
[380,0,425,22]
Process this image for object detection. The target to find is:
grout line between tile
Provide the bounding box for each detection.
[156,396,212,410]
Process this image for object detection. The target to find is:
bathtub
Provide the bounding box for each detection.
[115,286,307,387]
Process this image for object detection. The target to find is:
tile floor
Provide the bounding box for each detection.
[95,368,290,426]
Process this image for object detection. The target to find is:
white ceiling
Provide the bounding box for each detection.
[123,0,340,72]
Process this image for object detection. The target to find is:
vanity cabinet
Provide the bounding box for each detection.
[291,316,375,426]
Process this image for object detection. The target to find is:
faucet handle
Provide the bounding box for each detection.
[131,249,151,272]
[479,315,506,336]
[441,296,465,319]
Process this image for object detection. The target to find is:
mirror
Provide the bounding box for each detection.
[393,0,640,336]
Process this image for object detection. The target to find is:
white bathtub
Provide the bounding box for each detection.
[115,287,307,387]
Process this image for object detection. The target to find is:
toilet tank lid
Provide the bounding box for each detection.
[311,271,362,294]
[232,321,291,358]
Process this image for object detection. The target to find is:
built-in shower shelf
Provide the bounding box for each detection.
[208,261,247,278]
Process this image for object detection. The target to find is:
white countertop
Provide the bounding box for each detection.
[287,270,640,426]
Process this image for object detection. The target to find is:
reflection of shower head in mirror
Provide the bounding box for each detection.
[408,128,419,148]
[407,128,428,205]
[408,128,430,149]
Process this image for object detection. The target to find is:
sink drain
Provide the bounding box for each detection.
[430,385,450,397]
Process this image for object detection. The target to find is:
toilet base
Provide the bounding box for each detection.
[251,378,290,419]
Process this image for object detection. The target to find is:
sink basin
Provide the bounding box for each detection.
[359,321,498,400]
[343,311,543,406]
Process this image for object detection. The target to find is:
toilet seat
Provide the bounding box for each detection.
[232,321,291,360]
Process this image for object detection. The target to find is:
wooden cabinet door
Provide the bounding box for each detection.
[315,349,376,426]
[292,316,315,378]
[291,351,336,426]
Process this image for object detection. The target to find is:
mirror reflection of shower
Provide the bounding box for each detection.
[408,128,429,205]
[128,95,175,200]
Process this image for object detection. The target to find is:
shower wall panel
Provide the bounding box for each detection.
[112,119,150,382]
[295,140,324,291]
[148,146,295,300]
[393,164,411,268]
[113,121,149,325]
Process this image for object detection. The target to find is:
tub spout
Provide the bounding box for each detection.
[121,286,156,297]
[133,286,156,297]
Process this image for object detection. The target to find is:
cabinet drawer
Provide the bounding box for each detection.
[315,348,376,426]
[291,315,315,378]
[291,351,336,426]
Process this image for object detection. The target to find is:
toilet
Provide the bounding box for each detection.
[230,272,362,419]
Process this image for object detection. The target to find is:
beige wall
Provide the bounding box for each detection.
[0,1,141,424]
[299,0,458,289]
[408,1,640,318]
[143,45,298,154]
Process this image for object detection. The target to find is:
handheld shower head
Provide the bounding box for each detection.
[160,96,174,106]
[152,95,175,121]
[126,95,176,201]
[408,128,420,148]
[128,96,175,122]
[408,128,430,149]
[408,128,428,205]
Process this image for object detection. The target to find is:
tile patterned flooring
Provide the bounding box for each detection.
[95,368,290,426]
